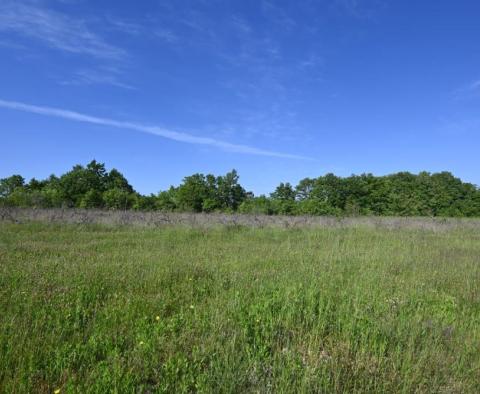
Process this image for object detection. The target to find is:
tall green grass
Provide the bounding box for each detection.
[1,222,479,393]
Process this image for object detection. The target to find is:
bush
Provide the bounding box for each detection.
[103,188,135,210]
[80,189,104,209]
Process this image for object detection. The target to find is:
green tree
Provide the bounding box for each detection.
[271,182,296,201]
[0,175,25,198]
[156,188,178,211]
[295,178,315,201]
[58,160,108,207]
[295,199,342,216]
[216,170,246,211]
[270,182,296,214]
[103,188,135,210]
[105,169,134,193]
[80,189,104,209]
[133,194,158,211]
[238,195,277,215]
[176,174,210,212]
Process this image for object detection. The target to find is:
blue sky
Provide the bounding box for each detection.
[1,0,479,195]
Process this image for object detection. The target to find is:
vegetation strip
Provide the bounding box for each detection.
[2,160,480,216]
[1,222,479,392]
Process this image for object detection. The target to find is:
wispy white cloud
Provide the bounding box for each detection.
[468,80,480,91]
[299,53,324,70]
[60,67,135,90]
[0,1,135,88]
[0,99,312,160]
[201,106,307,143]
[261,1,297,32]
[154,28,178,44]
[0,1,125,59]
[0,38,27,50]
[452,78,480,100]
[438,115,480,136]
[333,0,387,19]
[105,16,143,36]
[230,15,253,35]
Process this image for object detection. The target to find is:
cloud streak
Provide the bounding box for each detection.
[452,78,480,101]
[0,1,124,59]
[0,99,311,160]
[468,80,480,91]
[61,68,135,90]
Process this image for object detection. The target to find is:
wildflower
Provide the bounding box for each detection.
[54,390,61,394]
[155,316,160,321]
[190,305,194,309]
[139,341,144,345]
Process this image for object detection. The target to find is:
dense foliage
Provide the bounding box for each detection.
[1,160,480,216]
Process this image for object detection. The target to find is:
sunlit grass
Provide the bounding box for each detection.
[1,222,479,392]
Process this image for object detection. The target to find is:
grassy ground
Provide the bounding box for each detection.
[0,222,479,393]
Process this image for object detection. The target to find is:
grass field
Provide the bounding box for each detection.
[1,222,479,393]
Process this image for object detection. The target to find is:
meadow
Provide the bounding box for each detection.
[0,220,479,393]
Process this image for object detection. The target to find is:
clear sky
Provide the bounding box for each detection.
[1,0,479,195]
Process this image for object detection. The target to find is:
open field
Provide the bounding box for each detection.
[3,207,480,231]
[1,221,480,393]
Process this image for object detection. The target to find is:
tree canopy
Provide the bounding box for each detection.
[1,160,480,217]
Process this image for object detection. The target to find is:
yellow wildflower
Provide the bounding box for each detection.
[155,316,160,321]
[54,390,61,394]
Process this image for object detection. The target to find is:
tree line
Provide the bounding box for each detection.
[1,160,479,217]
